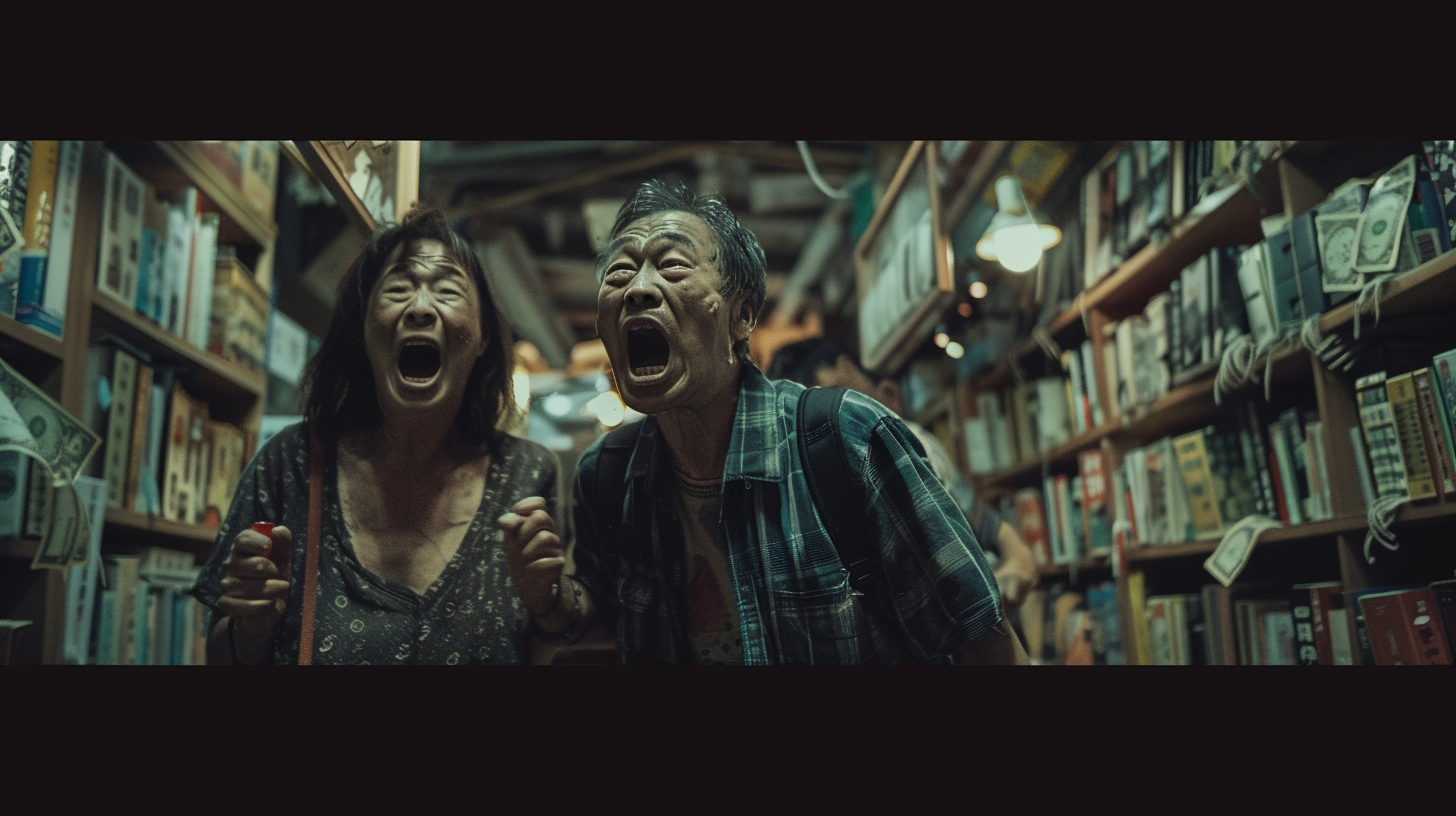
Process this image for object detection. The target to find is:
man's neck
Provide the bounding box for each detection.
[654,375,743,483]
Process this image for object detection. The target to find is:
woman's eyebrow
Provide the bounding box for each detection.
[385,255,469,279]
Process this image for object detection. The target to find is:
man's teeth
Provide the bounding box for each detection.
[633,365,666,376]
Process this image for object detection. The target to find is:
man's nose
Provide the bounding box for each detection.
[624,267,663,308]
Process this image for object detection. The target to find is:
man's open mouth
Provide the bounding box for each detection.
[397,341,442,383]
[627,326,670,377]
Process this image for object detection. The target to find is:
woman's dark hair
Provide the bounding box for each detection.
[301,206,516,451]
[598,179,767,365]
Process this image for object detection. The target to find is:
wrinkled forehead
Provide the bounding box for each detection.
[383,237,462,270]
[607,211,717,257]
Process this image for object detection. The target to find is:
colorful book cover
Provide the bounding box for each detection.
[1359,587,1453,665]
[1012,487,1052,568]
[1077,449,1112,556]
[1173,429,1223,540]
[95,151,145,307]
[1411,368,1456,498]
[1385,371,1437,500]
[1355,371,1410,500]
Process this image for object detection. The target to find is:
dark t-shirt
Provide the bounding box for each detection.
[191,423,560,665]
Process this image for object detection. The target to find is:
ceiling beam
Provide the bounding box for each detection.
[445,142,870,220]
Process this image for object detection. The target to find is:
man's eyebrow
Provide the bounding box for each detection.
[647,231,700,253]
[604,230,701,258]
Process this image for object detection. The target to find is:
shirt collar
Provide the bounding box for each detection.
[620,366,789,486]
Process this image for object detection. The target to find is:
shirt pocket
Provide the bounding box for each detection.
[769,574,875,664]
[617,567,660,615]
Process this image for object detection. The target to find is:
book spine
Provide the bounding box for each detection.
[1290,586,1320,665]
[1430,580,1456,656]
[1173,430,1223,539]
[124,364,154,512]
[1385,372,1437,499]
[1412,368,1456,498]
[1078,449,1112,556]
[102,350,139,509]
[1080,339,1104,428]
[1355,374,1409,500]
[1302,419,1330,521]
[1268,418,1305,525]
[1402,588,1452,665]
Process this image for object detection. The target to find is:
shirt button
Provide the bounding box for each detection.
[443,602,457,617]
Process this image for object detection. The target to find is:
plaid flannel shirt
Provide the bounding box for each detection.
[570,368,1003,664]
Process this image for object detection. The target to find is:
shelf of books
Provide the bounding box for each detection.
[958,140,1456,666]
[0,140,280,664]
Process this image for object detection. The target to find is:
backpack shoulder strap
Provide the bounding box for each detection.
[590,420,644,546]
[797,386,878,589]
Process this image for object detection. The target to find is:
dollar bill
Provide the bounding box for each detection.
[0,356,101,486]
[1353,155,1417,275]
[1204,514,1284,587]
[31,482,85,570]
[1316,213,1362,292]
[0,206,21,315]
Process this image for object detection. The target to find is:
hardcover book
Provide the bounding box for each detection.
[1384,371,1437,500]
[1290,581,1343,665]
[1345,584,1422,666]
[1267,414,1305,526]
[1077,448,1112,556]
[95,151,145,308]
[1012,487,1053,568]
[1358,587,1453,665]
[1355,371,1410,500]
[1173,429,1223,540]
[1410,368,1456,499]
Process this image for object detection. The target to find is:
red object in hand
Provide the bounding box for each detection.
[251,522,283,569]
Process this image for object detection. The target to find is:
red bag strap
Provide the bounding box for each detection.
[298,427,323,665]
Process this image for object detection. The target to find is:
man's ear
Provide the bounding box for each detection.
[731,299,757,344]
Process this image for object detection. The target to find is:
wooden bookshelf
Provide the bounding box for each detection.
[943,141,1456,666]
[0,538,39,560]
[0,313,65,362]
[91,290,266,400]
[104,507,220,554]
[0,141,285,664]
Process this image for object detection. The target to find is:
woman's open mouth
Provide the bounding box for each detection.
[397,341,442,383]
[627,326,670,378]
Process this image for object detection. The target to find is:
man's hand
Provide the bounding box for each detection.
[499,496,565,617]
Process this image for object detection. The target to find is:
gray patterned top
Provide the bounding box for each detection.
[191,422,560,665]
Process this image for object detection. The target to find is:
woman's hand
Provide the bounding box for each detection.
[217,525,291,639]
[499,496,565,617]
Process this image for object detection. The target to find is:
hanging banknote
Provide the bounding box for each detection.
[1204,514,1284,587]
[1352,155,1416,276]
[0,356,100,485]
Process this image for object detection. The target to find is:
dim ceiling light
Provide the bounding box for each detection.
[968,281,988,299]
[945,341,964,359]
[934,332,950,348]
[974,176,1061,273]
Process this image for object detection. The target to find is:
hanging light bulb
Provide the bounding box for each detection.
[974,176,1061,273]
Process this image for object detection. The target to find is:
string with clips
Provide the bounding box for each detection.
[1213,270,1404,564]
